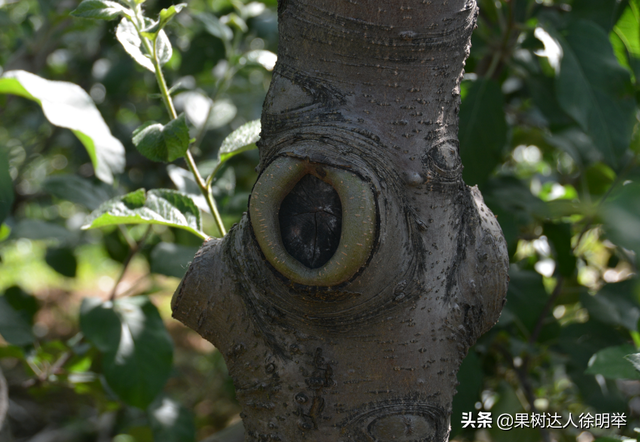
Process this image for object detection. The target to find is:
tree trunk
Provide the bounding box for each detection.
[172,1,509,440]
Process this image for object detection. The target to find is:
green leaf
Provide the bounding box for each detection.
[451,351,483,437]
[581,279,640,331]
[4,286,39,326]
[547,21,636,167]
[223,12,248,32]
[148,396,196,442]
[0,297,34,346]
[45,247,78,278]
[82,189,207,239]
[499,269,549,334]
[625,352,640,373]
[245,49,277,71]
[0,224,10,242]
[44,175,117,210]
[141,3,187,39]
[482,175,549,253]
[543,222,576,277]
[571,0,630,32]
[159,3,187,27]
[526,75,574,128]
[132,114,190,163]
[203,120,260,183]
[613,1,640,81]
[79,298,121,353]
[458,79,507,187]
[116,18,155,72]
[197,12,233,42]
[175,92,238,130]
[0,147,14,225]
[218,119,260,163]
[240,2,266,18]
[545,128,602,167]
[70,0,132,20]
[584,162,616,196]
[0,70,125,184]
[150,242,200,278]
[156,29,173,66]
[9,219,78,245]
[586,344,640,379]
[80,297,173,409]
[602,177,640,256]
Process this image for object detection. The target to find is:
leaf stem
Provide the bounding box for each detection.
[184,151,226,236]
[136,14,226,237]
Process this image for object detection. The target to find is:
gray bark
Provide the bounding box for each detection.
[172,1,509,441]
[0,367,11,442]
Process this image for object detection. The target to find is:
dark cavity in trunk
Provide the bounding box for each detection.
[279,174,342,269]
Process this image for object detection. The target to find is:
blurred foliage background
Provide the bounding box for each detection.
[0,0,640,441]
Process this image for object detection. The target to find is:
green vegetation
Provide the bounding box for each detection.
[0,0,639,441]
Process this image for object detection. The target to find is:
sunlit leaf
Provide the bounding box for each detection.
[82,188,207,239]
[219,119,260,163]
[625,352,640,372]
[148,396,196,442]
[141,3,187,39]
[116,18,155,72]
[586,344,640,379]
[0,224,10,242]
[546,21,636,167]
[132,114,190,163]
[224,13,248,32]
[80,297,173,409]
[70,0,132,20]
[175,91,237,130]
[459,79,507,187]
[156,29,173,66]
[197,12,233,41]
[245,49,277,71]
[0,70,125,184]
[167,165,208,213]
[208,99,237,129]
[241,2,266,18]
[0,147,14,225]
[612,1,640,80]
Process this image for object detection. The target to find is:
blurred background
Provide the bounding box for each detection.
[0,0,639,441]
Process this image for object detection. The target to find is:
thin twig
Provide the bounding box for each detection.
[496,344,552,442]
[529,276,564,345]
[109,225,152,301]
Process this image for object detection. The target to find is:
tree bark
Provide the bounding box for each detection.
[172,1,509,441]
